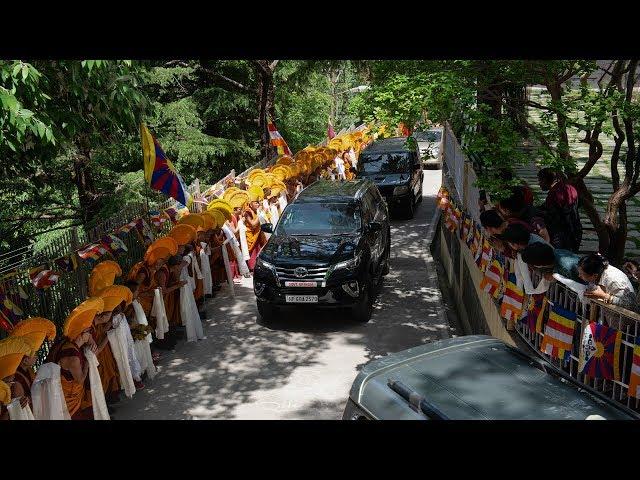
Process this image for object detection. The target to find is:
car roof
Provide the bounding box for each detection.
[349,336,638,420]
[361,137,415,154]
[296,179,371,203]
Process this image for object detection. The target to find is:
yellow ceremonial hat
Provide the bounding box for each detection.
[10,317,57,356]
[200,211,216,230]
[229,191,249,209]
[0,380,10,406]
[178,213,205,231]
[0,336,33,380]
[249,172,267,188]
[248,185,264,202]
[63,297,104,340]
[144,237,179,264]
[168,224,198,246]
[276,155,294,165]
[208,209,226,228]
[88,260,122,296]
[247,168,266,181]
[99,285,133,312]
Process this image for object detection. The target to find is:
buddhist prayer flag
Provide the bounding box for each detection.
[118,219,139,236]
[461,214,471,242]
[0,290,23,327]
[471,225,482,261]
[54,254,78,272]
[148,210,168,228]
[579,322,622,381]
[267,117,293,156]
[628,342,640,399]
[479,239,492,272]
[480,257,503,299]
[500,270,524,322]
[77,243,109,262]
[525,293,547,334]
[100,234,128,256]
[436,187,450,211]
[29,266,60,290]
[141,123,190,206]
[540,303,576,363]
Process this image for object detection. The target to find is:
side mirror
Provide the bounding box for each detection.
[261,223,273,234]
[368,222,382,233]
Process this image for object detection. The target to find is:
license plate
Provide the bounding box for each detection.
[285,281,317,288]
[285,295,318,303]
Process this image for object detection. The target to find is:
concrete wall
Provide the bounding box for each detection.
[437,220,516,347]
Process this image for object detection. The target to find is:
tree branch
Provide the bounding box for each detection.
[269,60,279,71]
[199,66,255,93]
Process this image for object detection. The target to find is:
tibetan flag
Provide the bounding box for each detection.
[500,270,524,322]
[100,234,128,256]
[525,293,548,334]
[479,238,492,272]
[480,257,503,298]
[540,303,577,363]
[579,322,622,381]
[628,342,640,399]
[141,123,190,206]
[29,266,60,290]
[267,117,293,156]
[328,117,336,140]
[77,243,109,262]
[55,254,78,272]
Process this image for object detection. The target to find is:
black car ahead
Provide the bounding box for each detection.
[355,137,423,219]
[254,179,391,323]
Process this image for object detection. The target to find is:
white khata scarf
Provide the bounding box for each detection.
[151,287,169,340]
[199,241,213,296]
[107,314,136,398]
[84,348,110,420]
[7,398,35,420]
[31,362,71,420]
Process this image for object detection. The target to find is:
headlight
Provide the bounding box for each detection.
[330,253,362,274]
[256,257,276,275]
[393,185,409,195]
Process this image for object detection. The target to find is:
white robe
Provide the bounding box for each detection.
[151,287,169,340]
[31,362,71,420]
[7,398,35,420]
[257,208,271,241]
[107,316,136,398]
[199,241,213,296]
[179,263,204,342]
[84,348,110,420]
[269,204,280,227]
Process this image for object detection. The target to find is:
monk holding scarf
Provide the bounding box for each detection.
[0,336,33,420]
[46,297,104,420]
[243,197,266,271]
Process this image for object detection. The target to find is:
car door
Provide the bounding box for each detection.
[370,187,389,256]
[412,149,422,197]
[364,189,384,267]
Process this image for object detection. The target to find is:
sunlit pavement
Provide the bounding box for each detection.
[116,170,453,419]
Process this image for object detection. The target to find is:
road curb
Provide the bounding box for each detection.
[424,204,449,330]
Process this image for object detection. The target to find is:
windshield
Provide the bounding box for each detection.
[413,131,441,142]
[358,152,412,174]
[275,203,361,236]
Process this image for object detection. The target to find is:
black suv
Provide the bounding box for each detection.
[355,137,423,219]
[254,179,391,323]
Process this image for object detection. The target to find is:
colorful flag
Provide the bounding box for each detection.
[149,210,168,229]
[118,219,139,236]
[471,225,482,260]
[525,293,548,334]
[100,234,128,256]
[628,342,640,399]
[267,117,293,156]
[579,322,622,381]
[480,257,503,299]
[461,214,471,242]
[444,204,460,232]
[134,219,153,244]
[141,123,190,206]
[479,238,492,272]
[436,187,450,210]
[540,303,577,363]
[77,243,109,262]
[0,290,23,327]
[29,266,60,290]
[54,254,79,272]
[500,270,524,322]
[328,117,336,140]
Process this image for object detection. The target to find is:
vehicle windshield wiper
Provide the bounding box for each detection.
[387,379,449,420]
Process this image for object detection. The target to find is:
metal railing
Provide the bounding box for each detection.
[441,122,640,413]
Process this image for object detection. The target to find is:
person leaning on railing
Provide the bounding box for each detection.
[578,253,638,313]
[520,242,583,284]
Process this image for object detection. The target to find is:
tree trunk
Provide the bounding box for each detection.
[73,141,101,225]
[604,184,630,265]
[546,82,571,163]
[255,60,276,161]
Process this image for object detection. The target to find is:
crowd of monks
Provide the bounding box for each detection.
[0,130,371,420]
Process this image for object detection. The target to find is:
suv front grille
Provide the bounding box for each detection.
[275,266,329,285]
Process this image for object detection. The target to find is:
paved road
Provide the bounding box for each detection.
[116,170,452,420]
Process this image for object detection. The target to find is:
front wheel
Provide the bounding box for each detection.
[352,283,373,323]
[257,301,275,324]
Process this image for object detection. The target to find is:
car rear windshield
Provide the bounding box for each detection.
[358,152,412,174]
[275,203,361,236]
